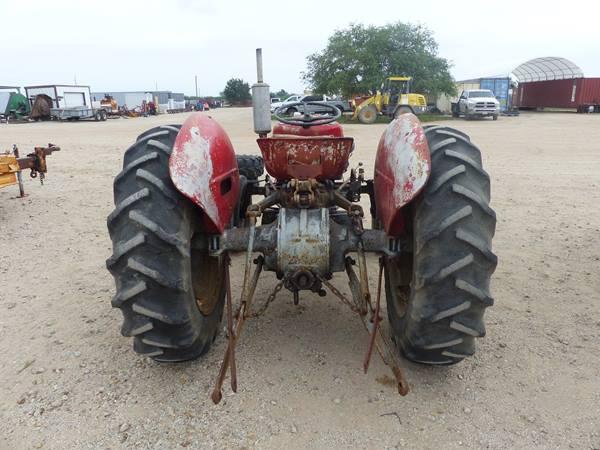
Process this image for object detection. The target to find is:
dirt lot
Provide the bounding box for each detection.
[1,109,599,449]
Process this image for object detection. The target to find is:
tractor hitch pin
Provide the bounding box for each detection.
[225,258,237,393]
[12,145,25,198]
[211,216,263,404]
[363,258,384,373]
[211,254,264,404]
[342,257,410,396]
[241,217,257,316]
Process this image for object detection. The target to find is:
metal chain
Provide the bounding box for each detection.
[318,276,362,314]
[248,280,284,318]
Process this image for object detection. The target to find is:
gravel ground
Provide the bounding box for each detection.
[1,109,599,449]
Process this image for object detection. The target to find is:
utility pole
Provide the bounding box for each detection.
[195,75,198,98]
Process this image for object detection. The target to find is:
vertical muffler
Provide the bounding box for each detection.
[252,48,271,137]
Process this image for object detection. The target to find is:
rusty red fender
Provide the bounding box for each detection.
[169,113,240,234]
[374,114,431,236]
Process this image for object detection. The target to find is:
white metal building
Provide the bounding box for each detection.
[91,90,186,112]
[512,57,583,82]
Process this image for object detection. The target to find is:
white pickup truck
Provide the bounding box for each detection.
[452,89,500,120]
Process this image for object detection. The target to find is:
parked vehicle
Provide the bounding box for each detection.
[452,89,500,120]
[353,76,427,124]
[50,106,108,121]
[273,94,351,115]
[270,95,302,112]
[25,85,109,121]
[0,87,30,121]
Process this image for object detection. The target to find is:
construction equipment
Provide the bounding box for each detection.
[0,144,60,196]
[0,87,30,122]
[352,76,427,124]
[107,50,497,401]
[100,95,119,115]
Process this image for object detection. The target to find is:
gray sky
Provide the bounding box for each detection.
[3,0,599,96]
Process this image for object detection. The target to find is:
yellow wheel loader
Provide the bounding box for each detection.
[352,77,427,124]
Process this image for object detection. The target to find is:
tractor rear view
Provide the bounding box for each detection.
[107,50,496,400]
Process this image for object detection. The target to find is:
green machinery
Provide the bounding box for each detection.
[0,86,30,120]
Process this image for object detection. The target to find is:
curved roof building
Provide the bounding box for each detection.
[511,57,584,82]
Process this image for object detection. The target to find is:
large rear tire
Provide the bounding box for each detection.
[358,104,378,124]
[107,125,225,362]
[385,126,497,365]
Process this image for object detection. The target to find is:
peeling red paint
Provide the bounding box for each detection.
[257,137,353,181]
[373,114,431,236]
[169,113,240,234]
[272,122,344,137]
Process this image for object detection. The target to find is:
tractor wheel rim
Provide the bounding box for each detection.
[384,257,410,318]
[192,251,226,315]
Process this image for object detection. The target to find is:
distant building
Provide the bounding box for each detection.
[437,56,590,113]
[91,90,185,112]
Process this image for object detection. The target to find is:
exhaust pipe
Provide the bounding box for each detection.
[252,48,271,136]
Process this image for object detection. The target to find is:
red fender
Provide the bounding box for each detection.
[169,113,240,234]
[373,114,431,236]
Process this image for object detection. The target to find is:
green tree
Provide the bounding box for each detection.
[271,89,290,100]
[222,78,251,105]
[303,22,455,99]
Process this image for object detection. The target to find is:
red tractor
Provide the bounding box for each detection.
[107,50,496,401]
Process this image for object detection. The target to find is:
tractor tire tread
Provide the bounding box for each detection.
[236,155,264,180]
[108,125,223,362]
[387,126,497,365]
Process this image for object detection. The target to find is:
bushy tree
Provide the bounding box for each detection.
[303,22,455,99]
[272,89,291,99]
[222,78,251,105]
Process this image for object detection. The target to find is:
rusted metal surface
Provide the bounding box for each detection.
[16,144,60,172]
[211,255,265,404]
[224,259,237,393]
[344,257,409,396]
[277,208,330,275]
[1,144,60,194]
[257,137,353,181]
[12,146,25,197]
[191,95,418,401]
[170,113,240,234]
[193,254,226,315]
[374,113,430,236]
[241,217,257,315]
[318,276,362,314]
[318,261,409,396]
[356,242,371,314]
[248,278,283,318]
[363,259,383,373]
